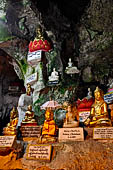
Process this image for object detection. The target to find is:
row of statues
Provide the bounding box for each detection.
[3,86,113,138]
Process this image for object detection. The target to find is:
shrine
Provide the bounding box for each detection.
[0,0,113,170]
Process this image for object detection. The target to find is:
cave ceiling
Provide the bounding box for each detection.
[0,0,113,92]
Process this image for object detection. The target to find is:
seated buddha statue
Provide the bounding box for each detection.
[3,107,18,135]
[42,108,58,137]
[48,68,59,83]
[66,58,73,69]
[26,83,33,96]
[35,25,44,41]
[63,104,79,128]
[85,87,112,127]
[22,105,36,124]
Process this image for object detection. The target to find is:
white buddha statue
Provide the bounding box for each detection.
[65,58,80,74]
[49,68,59,82]
[68,58,73,67]
[87,88,92,99]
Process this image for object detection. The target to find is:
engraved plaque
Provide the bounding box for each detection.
[93,127,113,139]
[27,51,42,66]
[59,128,84,142]
[20,126,41,138]
[26,72,38,85]
[26,144,52,161]
[0,136,16,148]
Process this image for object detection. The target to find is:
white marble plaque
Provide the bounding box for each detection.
[79,111,90,122]
[27,51,42,66]
[26,72,38,85]
[0,136,16,147]
[26,144,52,161]
[93,127,113,139]
[59,128,84,142]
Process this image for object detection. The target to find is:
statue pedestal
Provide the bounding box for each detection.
[20,125,41,141]
[63,121,79,128]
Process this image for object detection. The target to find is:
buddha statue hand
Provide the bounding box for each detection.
[84,117,91,126]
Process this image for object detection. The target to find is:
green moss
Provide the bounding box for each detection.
[16,58,28,80]
[0,21,13,42]
[33,95,48,125]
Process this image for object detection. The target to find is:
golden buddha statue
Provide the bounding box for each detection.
[35,26,44,41]
[63,104,79,128]
[85,87,112,127]
[26,83,33,96]
[22,105,36,123]
[42,108,58,137]
[3,107,18,135]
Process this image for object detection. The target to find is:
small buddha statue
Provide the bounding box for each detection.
[35,25,44,41]
[48,68,59,82]
[87,88,92,99]
[63,104,79,128]
[26,83,33,96]
[22,105,36,123]
[68,58,73,68]
[3,107,18,135]
[85,87,112,127]
[42,108,58,137]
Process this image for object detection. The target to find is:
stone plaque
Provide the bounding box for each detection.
[26,144,52,161]
[79,111,90,122]
[104,92,113,104]
[59,128,84,142]
[26,72,38,85]
[27,51,42,66]
[20,126,41,138]
[8,86,19,91]
[0,136,16,148]
[93,127,113,139]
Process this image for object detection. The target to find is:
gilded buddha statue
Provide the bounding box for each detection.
[22,105,36,123]
[3,107,18,135]
[63,104,79,128]
[26,83,33,96]
[35,26,44,41]
[42,108,58,137]
[85,87,112,127]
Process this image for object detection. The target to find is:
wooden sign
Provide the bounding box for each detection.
[79,111,90,122]
[59,128,84,142]
[0,136,16,148]
[93,127,113,139]
[27,51,42,66]
[104,92,113,104]
[26,72,38,85]
[26,144,52,162]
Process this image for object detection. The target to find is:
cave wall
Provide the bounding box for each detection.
[0,0,113,117]
[0,50,25,133]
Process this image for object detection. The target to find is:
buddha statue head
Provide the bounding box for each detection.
[45,108,54,121]
[27,105,32,111]
[94,86,104,101]
[10,107,18,120]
